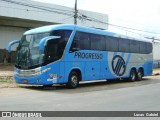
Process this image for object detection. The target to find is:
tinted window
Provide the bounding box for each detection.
[70,31,152,54]
[146,42,152,54]
[139,41,147,54]
[119,38,130,52]
[105,36,120,52]
[130,40,140,53]
[47,30,72,62]
[105,36,111,51]
[90,34,105,50]
[51,30,72,42]
[70,32,90,51]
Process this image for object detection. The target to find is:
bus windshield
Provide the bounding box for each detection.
[15,30,72,69]
[15,32,50,69]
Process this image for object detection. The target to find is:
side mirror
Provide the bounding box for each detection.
[39,36,61,51]
[8,40,20,53]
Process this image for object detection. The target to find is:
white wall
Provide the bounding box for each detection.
[0,26,26,50]
[0,0,108,29]
[153,42,160,60]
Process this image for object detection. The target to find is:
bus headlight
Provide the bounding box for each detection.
[15,67,42,77]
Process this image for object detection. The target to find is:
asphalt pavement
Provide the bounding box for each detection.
[0,68,160,119]
[0,75,160,111]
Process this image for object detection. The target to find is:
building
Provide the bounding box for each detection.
[1,0,159,67]
[153,42,160,68]
[0,0,108,63]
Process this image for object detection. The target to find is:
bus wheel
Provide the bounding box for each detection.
[67,71,79,89]
[129,69,137,82]
[137,69,143,81]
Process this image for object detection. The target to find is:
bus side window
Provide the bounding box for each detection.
[119,38,130,52]
[130,40,140,53]
[105,36,119,52]
[70,32,90,52]
[70,40,80,52]
[146,42,152,54]
[105,36,111,51]
[139,41,146,54]
[46,40,59,61]
[78,32,90,50]
[90,34,105,51]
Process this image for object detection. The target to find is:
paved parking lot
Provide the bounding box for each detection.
[0,65,160,119]
[0,74,160,111]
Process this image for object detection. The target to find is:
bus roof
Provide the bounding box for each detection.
[23,24,152,43]
[24,24,116,37]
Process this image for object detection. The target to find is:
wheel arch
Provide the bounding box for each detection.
[138,67,144,77]
[128,67,137,82]
[130,67,137,73]
[68,68,82,81]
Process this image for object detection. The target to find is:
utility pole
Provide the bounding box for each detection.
[145,37,160,43]
[74,0,78,25]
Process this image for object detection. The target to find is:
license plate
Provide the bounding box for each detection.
[23,80,28,83]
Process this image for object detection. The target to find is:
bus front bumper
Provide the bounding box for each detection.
[14,67,54,85]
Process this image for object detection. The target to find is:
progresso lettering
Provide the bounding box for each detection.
[74,52,103,59]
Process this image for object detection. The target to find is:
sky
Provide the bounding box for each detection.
[33,0,160,40]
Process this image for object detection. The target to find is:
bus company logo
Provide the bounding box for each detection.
[112,55,126,76]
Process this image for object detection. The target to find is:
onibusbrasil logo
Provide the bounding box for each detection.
[112,55,126,76]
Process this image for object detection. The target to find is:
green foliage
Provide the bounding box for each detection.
[0,78,12,83]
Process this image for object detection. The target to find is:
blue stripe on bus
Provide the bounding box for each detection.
[113,52,117,57]
[126,53,131,66]
[121,52,125,58]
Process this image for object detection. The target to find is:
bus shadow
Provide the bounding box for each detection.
[19,77,154,93]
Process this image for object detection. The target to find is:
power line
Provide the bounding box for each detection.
[1,0,74,13]
[58,16,74,22]
[79,13,159,35]
[145,37,160,42]
[1,0,160,40]
[0,5,45,12]
[1,0,74,16]
[78,13,160,42]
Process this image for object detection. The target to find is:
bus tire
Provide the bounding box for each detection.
[67,71,79,89]
[129,69,137,82]
[137,69,143,81]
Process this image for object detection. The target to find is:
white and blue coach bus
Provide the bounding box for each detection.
[8,24,153,88]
